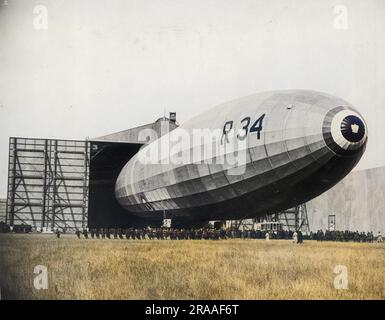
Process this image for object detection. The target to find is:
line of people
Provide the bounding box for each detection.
[311,230,382,243]
[64,228,298,241]
[56,228,384,243]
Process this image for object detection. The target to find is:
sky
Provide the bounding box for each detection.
[0,0,384,197]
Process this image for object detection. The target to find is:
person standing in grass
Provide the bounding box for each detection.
[377,231,383,243]
[297,230,303,244]
[293,231,298,244]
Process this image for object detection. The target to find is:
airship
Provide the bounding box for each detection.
[115,90,368,227]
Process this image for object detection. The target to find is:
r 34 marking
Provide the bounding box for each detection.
[221,114,266,144]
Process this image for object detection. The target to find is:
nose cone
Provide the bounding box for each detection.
[340,115,366,143]
[323,106,368,156]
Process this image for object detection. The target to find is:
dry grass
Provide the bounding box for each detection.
[0,234,384,300]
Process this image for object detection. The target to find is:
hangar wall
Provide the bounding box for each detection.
[306,166,385,233]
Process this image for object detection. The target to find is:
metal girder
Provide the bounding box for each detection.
[6,137,90,232]
[275,204,310,234]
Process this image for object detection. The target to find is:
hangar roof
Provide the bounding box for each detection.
[94,117,178,144]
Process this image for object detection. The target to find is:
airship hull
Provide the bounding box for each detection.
[115,90,367,226]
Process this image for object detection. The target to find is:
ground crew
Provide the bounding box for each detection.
[297,230,303,243]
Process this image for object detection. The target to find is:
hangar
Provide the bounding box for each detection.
[4,116,178,231]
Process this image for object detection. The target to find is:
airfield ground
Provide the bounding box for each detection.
[0,234,384,300]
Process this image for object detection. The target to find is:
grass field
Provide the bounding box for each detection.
[0,234,384,300]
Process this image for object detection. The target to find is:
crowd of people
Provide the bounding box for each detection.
[2,220,382,243]
[311,229,382,242]
[69,228,280,241]
[0,221,10,233]
[59,228,382,243]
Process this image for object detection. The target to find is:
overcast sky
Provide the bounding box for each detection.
[0,0,384,197]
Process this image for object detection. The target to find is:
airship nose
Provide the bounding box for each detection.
[323,107,368,156]
[340,115,366,143]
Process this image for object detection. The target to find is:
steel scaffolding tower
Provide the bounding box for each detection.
[6,137,90,232]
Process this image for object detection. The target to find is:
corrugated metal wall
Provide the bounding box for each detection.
[6,137,89,231]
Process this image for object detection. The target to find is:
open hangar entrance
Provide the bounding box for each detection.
[87,140,143,228]
[88,115,178,229]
